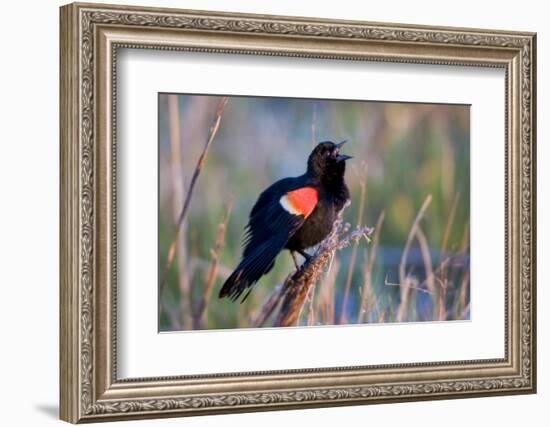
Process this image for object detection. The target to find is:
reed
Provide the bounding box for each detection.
[317,256,340,325]
[159,96,229,314]
[192,199,233,329]
[396,195,432,322]
[167,94,192,329]
[340,163,368,323]
[358,210,385,323]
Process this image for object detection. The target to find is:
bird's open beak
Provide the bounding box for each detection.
[335,154,353,162]
[334,140,353,162]
[336,140,347,148]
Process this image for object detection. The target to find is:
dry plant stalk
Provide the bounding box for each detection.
[396,194,432,322]
[273,202,373,327]
[159,96,229,312]
[306,284,316,326]
[458,270,470,319]
[192,199,233,329]
[384,275,433,295]
[318,256,340,325]
[415,226,435,305]
[358,210,385,323]
[251,280,290,328]
[311,103,317,148]
[167,94,192,329]
[438,192,459,321]
[437,278,448,321]
[458,220,471,318]
[340,163,368,323]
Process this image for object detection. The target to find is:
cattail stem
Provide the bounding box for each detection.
[274,202,373,327]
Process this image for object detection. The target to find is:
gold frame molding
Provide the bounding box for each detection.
[60,2,537,423]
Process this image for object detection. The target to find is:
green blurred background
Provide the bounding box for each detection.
[158,94,470,331]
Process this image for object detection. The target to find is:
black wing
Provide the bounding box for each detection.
[219,181,311,302]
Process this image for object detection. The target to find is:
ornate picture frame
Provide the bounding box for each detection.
[60,2,536,423]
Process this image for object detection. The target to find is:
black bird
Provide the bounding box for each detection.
[218,141,352,302]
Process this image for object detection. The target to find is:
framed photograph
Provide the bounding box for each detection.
[60,2,537,423]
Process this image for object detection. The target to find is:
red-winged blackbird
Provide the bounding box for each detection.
[219,140,352,302]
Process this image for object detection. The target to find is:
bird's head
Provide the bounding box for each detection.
[307,140,353,181]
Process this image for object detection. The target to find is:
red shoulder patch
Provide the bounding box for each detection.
[285,187,319,218]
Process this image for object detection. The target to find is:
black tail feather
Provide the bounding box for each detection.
[218,237,284,302]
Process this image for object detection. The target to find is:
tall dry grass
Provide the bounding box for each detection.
[159,96,229,327]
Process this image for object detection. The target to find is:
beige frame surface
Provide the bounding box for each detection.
[60,2,537,423]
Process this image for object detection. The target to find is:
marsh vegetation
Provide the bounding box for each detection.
[158,94,470,331]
